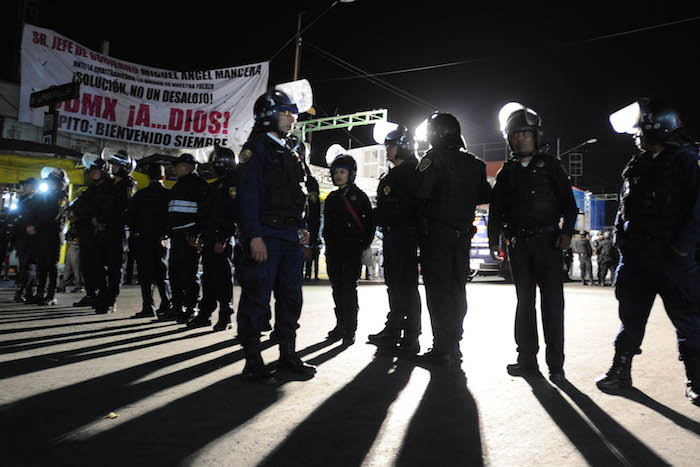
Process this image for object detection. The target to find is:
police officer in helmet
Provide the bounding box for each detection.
[597,98,700,405]
[415,112,491,366]
[236,88,316,382]
[187,145,239,331]
[368,124,422,356]
[489,104,577,383]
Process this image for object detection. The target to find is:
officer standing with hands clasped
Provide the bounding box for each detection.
[415,112,491,366]
[167,153,210,324]
[323,153,375,346]
[597,98,700,405]
[488,103,577,383]
[236,88,316,382]
[368,125,422,356]
[126,162,172,319]
[187,146,239,331]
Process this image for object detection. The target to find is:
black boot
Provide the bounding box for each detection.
[327,323,345,341]
[596,352,633,391]
[186,310,212,328]
[213,309,232,332]
[133,305,157,318]
[397,336,420,358]
[73,295,97,307]
[278,336,316,376]
[367,327,401,348]
[683,357,700,406]
[242,340,276,383]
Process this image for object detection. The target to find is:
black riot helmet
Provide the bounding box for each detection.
[384,125,414,159]
[209,145,236,178]
[40,166,69,191]
[104,149,136,178]
[503,107,543,155]
[253,88,298,134]
[427,112,463,150]
[330,154,357,186]
[636,98,684,145]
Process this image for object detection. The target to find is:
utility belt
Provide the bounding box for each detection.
[262,214,299,228]
[507,224,558,243]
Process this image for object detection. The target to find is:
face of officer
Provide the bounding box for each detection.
[512,131,536,156]
[386,144,399,164]
[275,110,298,137]
[333,168,350,187]
[175,162,194,178]
[89,168,103,182]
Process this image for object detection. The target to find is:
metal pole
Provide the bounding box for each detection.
[293,12,303,81]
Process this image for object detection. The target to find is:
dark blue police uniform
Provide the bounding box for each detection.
[236,132,307,343]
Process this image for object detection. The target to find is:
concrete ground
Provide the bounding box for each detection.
[1,277,698,466]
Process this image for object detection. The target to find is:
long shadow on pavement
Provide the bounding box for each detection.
[0,317,136,336]
[608,388,700,435]
[4,338,337,466]
[0,326,211,378]
[396,366,484,466]
[0,322,178,355]
[526,377,670,466]
[259,353,416,467]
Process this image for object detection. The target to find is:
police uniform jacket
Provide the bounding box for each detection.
[415,148,491,233]
[323,183,375,257]
[126,181,170,240]
[12,193,38,250]
[168,172,210,235]
[237,132,307,243]
[596,238,618,263]
[574,237,593,259]
[375,156,419,230]
[488,152,577,247]
[614,144,700,254]
[113,176,136,228]
[198,173,239,243]
[26,189,68,240]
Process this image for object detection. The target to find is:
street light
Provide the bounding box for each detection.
[294,0,355,80]
[558,138,597,158]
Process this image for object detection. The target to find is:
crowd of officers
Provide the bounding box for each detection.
[4,90,699,405]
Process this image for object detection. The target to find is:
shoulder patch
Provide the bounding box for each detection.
[383,185,391,196]
[228,186,237,199]
[239,149,254,164]
[418,158,432,172]
[535,158,545,168]
[697,159,700,168]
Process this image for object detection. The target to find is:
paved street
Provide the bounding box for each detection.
[1,278,699,466]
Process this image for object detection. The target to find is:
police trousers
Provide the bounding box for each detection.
[509,233,565,371]
[326,248,363,337]
[134,236,171,311]
[237,236,303,342]
[614,240,700,361]
[420,223,470,352]
[36,231,62,300]
[92,229,124,307]
[199,236,234,319]
[169,232,201,309]
[383,229,421,338]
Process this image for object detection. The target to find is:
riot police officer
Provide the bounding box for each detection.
[187,146,239,331]
[596,231,618,286]
[13,178,39,303]
[236,88,315,382]
[415,112,491,365]
[368,125,422,356]
[488,104,577,383]
[107,150,137,285]
[323,153,375,346]
[126,163,172,318]
[27,168,69,306]
[85,155,125,314]
[597,98,700,406]
[168,153,210,323]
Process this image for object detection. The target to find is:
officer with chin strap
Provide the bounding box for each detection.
[187,145,239,331]
[597,99,700,406]
[236,88,316,382]
[26,167,69,306]
[368,125,422,356]
[167,153,210,323]
[488,105,577,383]
[415,112,491,366]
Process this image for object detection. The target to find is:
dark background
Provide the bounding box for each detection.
[2,1,700,196]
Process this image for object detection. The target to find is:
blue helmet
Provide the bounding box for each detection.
[330,154,357,185]
[253,89,298,133]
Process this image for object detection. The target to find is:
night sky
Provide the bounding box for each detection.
[3,1,700,195]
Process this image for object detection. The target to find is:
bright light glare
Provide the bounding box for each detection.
[498,102,525,133]
[373,121,399,144]
[2,193,9,200]
[325,144,347,166]
[414,119,429,142]
[10,203,17,211]
[609,101,641,134]
[39,183,48,192]
[275,79,313,114]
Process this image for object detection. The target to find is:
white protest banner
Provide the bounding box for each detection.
[19,24,269,154]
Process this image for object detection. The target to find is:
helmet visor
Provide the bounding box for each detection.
[609,101,642,135]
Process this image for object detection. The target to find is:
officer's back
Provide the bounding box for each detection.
[128,175,169,239]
